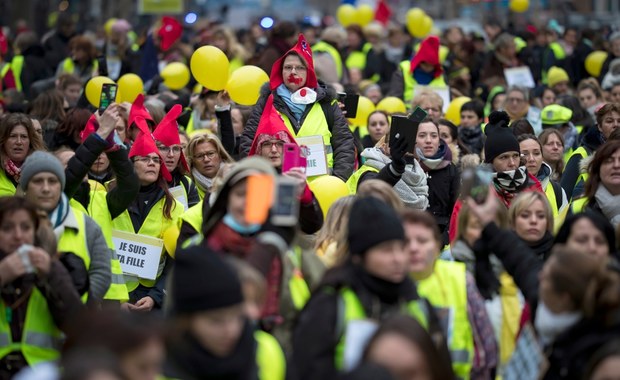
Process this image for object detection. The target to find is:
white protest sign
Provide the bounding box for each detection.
[112,230,164,280]
[504,66,536,89]
[295,135,329,177]
[343,319,379,371]
[169,185,188,211]
[414,86,451,113]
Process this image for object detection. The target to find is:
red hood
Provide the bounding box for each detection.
[409,35,443,77]
[129,131,172,182]
[128,94,153,136]
[270,34,318,91]
[249,95,297,156]
[158,16,182,52]
[152,104,189,172]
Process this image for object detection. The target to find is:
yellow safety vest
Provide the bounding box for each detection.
[542,42,566,84]
[0,63,11,86]
[113,197,182,291]
[0,169,17,196]
[570,196,588,214]
[312,41,344,81]
[346,165,378,194]
[178,199,204,238]
[565,146,589,199]
[279,102,334,171]
[57,207,91,269]
[345,42,372,70]
[399,61,447,105]
[229,57,244,74]
[60,58,99,77]
[0,288,63,366]
[416,260,474,379]
[334,287,429,370]
[10,55,24,92]
[287,247,311,310]
[544,181,559,219]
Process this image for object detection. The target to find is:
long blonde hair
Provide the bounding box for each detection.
[508,191,554,233]
[314,196,355,267]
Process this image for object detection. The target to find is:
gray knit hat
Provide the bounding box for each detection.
[20,151,66,191]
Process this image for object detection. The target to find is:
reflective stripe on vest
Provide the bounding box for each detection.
[399,61,447,105]
[416,260,473,379]
[11,55,24,92]
[313,41,344,80]
[287,247,311,310]
[346,165,379,194]
[0,288,63,365]
[255,330,286,380]
[279,102,334,170]
[345,42,372,70]
[61,58,99,76]
[334,287,429,370]
[113,197,182,290]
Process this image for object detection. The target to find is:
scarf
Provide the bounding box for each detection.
[354,264,411,305]
[384,45,404,64]
[416,142,451,171]
[493,167,529,194]
[413,67,434,85]
[192,168,214,193]
[276,84,305,122]
[535,162,553,190]
[534,302,582,347]
[4,159,22,182]
[595,185,620,229]
[527,231,555,261]
[223,213,261,235]
[459,125,484,154]
[207,221,254,259]
[49,193,70,230]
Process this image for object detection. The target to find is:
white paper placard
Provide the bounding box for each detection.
[504,66,536,89]
[343,319,379,371]
[413,86,451,113]
[169,185,188,211]
[112,230,164,280]
[295,135,329,177]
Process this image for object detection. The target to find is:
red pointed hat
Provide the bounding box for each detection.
[249,96,297,156]
[129,131,172,182]
[158,16,183,52]
[269,34,318,91]
[409,35,443,78]
[128,94,153,135]
[152,104,189,172]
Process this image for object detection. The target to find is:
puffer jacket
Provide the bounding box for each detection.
[240,83,356,181]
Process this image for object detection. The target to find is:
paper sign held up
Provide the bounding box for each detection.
[112,230,164,280]
[295,135,329,177]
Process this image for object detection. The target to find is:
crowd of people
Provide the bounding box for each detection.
[1,8,620,380]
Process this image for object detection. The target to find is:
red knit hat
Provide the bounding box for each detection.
[152,104,189,172]
[128,94,153,135]
[129,131,172,182]
[409,35,443,77]
[269,34,318,91]
[158,16,183,52]
[249,96,297,156]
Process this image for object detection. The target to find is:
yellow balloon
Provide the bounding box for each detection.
[337,4,357,27]
[376,97,407,114]
[410,15,433,38]
[104,18,118,36]
[509,0,529,13]
[406,8,426,37]
[308,176,350,218]
[161,62,191,90]
[445,96,471,125]
[349,96,375,126]
[190,45,230,91]
[117,74,143,103]
[355,5,375,27]
[226,65,269,106]
[85,76,115,108]
[585,50,608,77]
[163,226,179,258]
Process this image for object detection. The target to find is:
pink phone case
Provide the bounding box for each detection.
[282,143,301,173]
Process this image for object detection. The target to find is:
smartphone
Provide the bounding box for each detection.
[460,166,494,204]
[337,92,347,102]
[408,106,428,122]
[245,174,275,225]
[99,83,118,114]
[389,115,418,153]
[282,143,307,174]
[271,177,300,227]
[343,94,359,119]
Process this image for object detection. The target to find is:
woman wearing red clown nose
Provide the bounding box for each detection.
[240,34,356,182]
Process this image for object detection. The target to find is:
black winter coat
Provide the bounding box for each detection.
[19,44,53,100]
[240,83,356,181]
[426,163,460,246]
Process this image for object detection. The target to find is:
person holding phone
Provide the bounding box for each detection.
[240,34,356,182]
[0,196,82,377]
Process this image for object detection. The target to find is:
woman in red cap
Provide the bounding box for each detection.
[112,132,183,313]
[240,34,356,182]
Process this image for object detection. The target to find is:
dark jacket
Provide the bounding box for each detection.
[423,157,460,246]
[560,127,604,198]
[20,44,54,100]
[64,133,140,220]
[43,31,74,72]
[169,170,201,209]
[240,84,356,181]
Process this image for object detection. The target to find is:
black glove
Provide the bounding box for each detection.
[389,136,408,173]
[472,240,500,300]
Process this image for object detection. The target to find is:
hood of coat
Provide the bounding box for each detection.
[579,153,594,175]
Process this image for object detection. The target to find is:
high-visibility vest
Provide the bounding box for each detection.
[279,102,334,171]
[313,41,344,81]
[416,260,474,379]
[542,42,566,84]
[399,61,447,105]
[565,146,590,199]
[544,181,559,219]
[10,55,24,92]
[178,199,204,238]
[57,207,91,269]
[570,196,588,214]
[333,287,429,370]
[60,58,99,77]
[0,169,17,196]
[345,42,372,70]
[0,288,63,365]
[113,196,182,291]
[229,56,244,74]
[345,165,378,194]
[287,247,311,310]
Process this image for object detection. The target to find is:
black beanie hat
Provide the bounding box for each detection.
[348,197,405,256]
[172,245,243,314]
[484,110,520,164]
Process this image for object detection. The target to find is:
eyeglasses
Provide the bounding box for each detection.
[133,156,161,165]
[261,141,285,150]
[193,151,218,161]
[158,146,183,154]
[283,65,307,72]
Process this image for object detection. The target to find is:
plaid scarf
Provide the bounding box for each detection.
[4,159,22,182]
